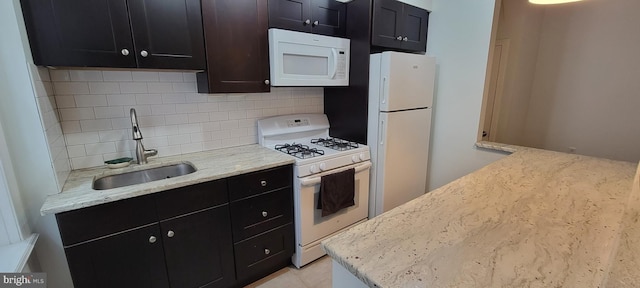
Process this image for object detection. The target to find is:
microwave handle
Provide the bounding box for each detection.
[330,48,338,79]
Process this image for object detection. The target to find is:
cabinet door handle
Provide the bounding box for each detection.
[140,50,149,57]
[167,230,175,238]
[312,20,319,27]
[260,180,267,187]
[403,37,408,42]
[262,211,268,217]
[149,236,157,243]
[121,49,130,56]
[304,19,311,25]
[264,249,271,255]
[264,79,270,85]
[396,36,402,41]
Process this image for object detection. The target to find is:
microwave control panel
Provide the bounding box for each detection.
[336,51,347,79]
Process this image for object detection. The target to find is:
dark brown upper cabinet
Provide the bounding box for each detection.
[371,0,429,52]
[197,0,270,93]
[20,0,205,70]
[268,0,347,37]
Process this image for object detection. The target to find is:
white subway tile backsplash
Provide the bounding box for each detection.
[66,145,86,158]
[75,94,107,107]
[80,119,113,132]
[50,70,71,82]
[69,70,103,82]
[158,72,183,82]
[95,106,125,119]
[147,82,173,94]
[60,108,95,121]
[132,71,159,82]
[120,82,148,94]
[107,94,136,106]
[54,82,90,95]
[89,82,120,94]
[103,71,133,82]
[55,96,76,108]
[65,132,100,145]
[47,69,323,169]
[85,142,116,155]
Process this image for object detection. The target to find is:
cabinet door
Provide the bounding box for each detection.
[199,0,270,93]
[371,0,404,49]
[400,5,429,52]
[268,0,313,33]
[20,0,136,67]
[64,224,169,288]
[161,206,235,288]
[310,0,346,37]
[127,0,206,69]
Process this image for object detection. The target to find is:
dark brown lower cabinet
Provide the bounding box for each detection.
[161,207,235,288]
[64,224,170,288]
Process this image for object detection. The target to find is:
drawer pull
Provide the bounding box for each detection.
[149,236,157,243]
[264,249,270,255]
[167,230,175,238]
[260,180,267,187]
[262,211,268,217]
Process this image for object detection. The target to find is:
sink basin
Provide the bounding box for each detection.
[93,163,197,190]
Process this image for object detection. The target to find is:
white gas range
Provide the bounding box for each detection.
[258,114,371,268]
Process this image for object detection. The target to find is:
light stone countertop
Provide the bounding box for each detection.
[40,144,295,215]
[322,148,639,288]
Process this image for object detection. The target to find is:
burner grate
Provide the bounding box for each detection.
[275,143,324,159]
[311,138,359,151]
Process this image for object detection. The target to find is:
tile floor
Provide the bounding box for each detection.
[244,256,332,288]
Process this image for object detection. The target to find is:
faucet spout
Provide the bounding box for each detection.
[130,108,143,140]
[130,108,156,164]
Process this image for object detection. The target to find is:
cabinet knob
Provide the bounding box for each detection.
[262,211,268,217]
[149,236,157,243]
[403,37,408,42]
[396,36,403,41]
[312,20,319,27]
[121,49,130,56]
[264,79,270,85]
[304,19,311,25]
[140,50,149,57]
[167,230,175,238]
[260,180,267,187]
[264,249,271,255]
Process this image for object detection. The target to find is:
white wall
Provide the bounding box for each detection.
[426,0,506,190]
[0,0,72,286]
[494,0,544,145]
[523,0,640,162]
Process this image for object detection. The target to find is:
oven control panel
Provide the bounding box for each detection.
[287,118,310,127]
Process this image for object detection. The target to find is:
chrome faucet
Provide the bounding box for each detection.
[130,108,157,164]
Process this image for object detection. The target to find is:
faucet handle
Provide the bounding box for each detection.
[145,149,158,157]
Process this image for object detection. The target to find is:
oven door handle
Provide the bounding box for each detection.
[300,162,371,187]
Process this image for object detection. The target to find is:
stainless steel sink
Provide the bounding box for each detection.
[93,163,197,190]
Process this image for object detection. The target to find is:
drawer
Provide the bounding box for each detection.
[230,187,293,241]
[233,224,294,284]
[56,194,157,247]
[155,179,228,220]
[228,165,292,201]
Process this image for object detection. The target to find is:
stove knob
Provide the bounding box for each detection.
[319,163,326,171]
[310,165,319,173]
[351,155,360,163]
[359,153,367,161]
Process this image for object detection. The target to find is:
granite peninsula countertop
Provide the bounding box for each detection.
[322,148,640,288]
[41,144,295,215]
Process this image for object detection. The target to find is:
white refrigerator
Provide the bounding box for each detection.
[367,51,436,218]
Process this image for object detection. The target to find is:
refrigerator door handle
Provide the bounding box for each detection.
[381,76,387,105]
[379,119,385,145]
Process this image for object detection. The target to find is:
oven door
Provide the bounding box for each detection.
[296,161,371,246]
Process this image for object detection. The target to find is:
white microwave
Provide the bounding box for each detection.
[268,29,350,87]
